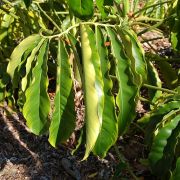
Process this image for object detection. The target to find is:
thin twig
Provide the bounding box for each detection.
[36,3,62,32]
[143,84,177,94]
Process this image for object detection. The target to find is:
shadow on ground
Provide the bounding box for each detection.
[0,107,115,180]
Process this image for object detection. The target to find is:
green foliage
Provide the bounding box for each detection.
[171,157,180,180]
[49,40,75,146]
[0,1,179,179]
[5,1,148,158]
[68,0,93,19]
[93,27,118,157]
[106,27,138,135]
[138,94,180,177]
[169,0,180,51]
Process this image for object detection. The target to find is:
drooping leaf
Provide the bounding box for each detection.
[80,24,103,159]
[147,61,162,106]
[68,33,82,86]
[138,101,180,124]
[151,120,180,176]
[68,0,93,19]
[171,18,180,51]
[156,61,178,89]
[132,0,139,12]
[7,34,42,84]
[107,27,138,135]
[122,0,130,17]
[93,27,118,158]
[21,38,46,91]
[171,157,180,180]
[138,100,180,144]
[149,114,180,167]
[49,40,75,147]
[117,27,147,85]
[23,40,50,135]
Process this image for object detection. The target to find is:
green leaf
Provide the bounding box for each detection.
[0,9,14,41]
[80,25,103,159]
[151,120,180,176]
[171,157,180,180]
[132,0,139,12]
[138,100,180,144]
[49,40,75,147]
[107,27,138,135]
[147,61,162,106]
[7,34,42,83]
[68,33,82,86]
[96,0,113,17]
[117,27,147,85]
[23,40,50,135]
[93,27,118,158]
[149,114,180,167]
[156,61,178,89]
[68,0,93,19]
[21,38,46,91]
[122,0,130,17]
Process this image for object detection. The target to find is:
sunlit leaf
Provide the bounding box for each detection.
[93,27,118,158]
[7,34,42,85]
[23,39,50,135]
[80,24,103,159]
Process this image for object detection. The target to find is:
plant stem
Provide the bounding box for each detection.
[141,37,163,43]
[139,97,155,106]
[132,1,171,17]
[143,84,177,94]
[36,3,61,32]
[135,16,163,22]
[114,144,139,180]
[40,22,115,39]
[137,21,164,36]
[140,35,158,53]
[145,53,180,62]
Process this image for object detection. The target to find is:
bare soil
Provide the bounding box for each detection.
[0,103,155,180]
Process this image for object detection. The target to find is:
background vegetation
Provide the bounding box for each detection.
[0,0,180,179]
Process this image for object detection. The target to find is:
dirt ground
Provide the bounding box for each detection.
[0,104,155,180]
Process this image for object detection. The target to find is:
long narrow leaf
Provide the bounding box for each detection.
[117,27,147,85]
[93,27,118,157]
[151,121,180,175]
[147,61,162,106]
[107,27,138,135]
[48,40,75,147]
[23,40,50,135]
[21,38,45,91]
[7,34,41,83]
[149,114,180,167]
[156,61,178,89]
[80,24,103,160]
